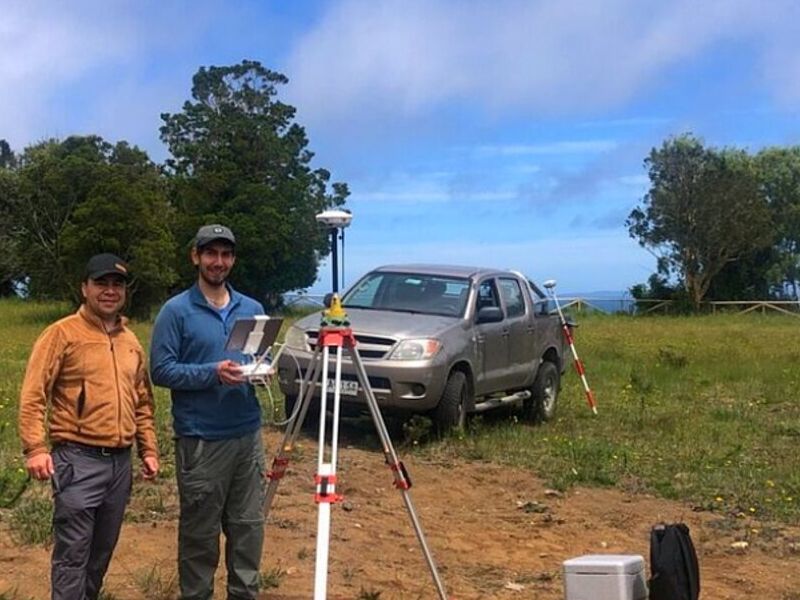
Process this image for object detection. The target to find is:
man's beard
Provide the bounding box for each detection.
[200,268,228,287]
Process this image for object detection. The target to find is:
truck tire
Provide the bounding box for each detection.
[524,361,560,423]
[433,371,468,433]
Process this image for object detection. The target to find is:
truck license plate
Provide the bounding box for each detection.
[325,379,358,396]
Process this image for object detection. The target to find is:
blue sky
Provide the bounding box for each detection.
[3,0,800,294]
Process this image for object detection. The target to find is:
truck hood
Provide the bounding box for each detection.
[294,308,463,339]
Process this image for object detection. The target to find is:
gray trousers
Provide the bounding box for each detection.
[51,444,132,600]
[175,430,266,600]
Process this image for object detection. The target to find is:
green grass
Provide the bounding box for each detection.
[2,298,800,543]
[259,566,286,589]
[0,298,291,543]
[428,312,800,523]
[133,564,177,600]
[9,489,52,545]
[0,300,72,508]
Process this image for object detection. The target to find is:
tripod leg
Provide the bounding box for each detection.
[265,345,323,519]
[313,345,344,600]
[348,347,450,600]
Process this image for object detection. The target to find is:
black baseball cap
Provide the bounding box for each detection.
[194,224,236,249]
[85,253,129,281]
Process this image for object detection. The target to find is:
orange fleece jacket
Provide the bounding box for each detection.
[18,305,158,459]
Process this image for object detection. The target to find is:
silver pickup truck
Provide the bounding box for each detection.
[277,264,572,431]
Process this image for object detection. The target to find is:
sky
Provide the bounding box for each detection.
[3,0,800,295]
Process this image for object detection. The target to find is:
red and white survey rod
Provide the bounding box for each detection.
[543,279,598,415]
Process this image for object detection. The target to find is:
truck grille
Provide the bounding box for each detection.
[306,330,396,360]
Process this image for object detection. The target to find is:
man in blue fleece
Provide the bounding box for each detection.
[150,224,266,600]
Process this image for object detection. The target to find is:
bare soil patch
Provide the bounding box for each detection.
[2,428,799,599]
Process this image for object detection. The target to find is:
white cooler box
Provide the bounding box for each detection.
[563,554,648,600]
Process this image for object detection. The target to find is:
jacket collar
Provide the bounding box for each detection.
[78,304,127,334]
[189,281,242,311]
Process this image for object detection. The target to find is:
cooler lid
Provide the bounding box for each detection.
[563,554,645,575]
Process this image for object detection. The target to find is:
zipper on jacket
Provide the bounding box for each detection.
[108,334,123,447]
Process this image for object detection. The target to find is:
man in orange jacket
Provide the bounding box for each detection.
[18,253,160,600]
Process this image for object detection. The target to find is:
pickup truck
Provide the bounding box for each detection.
[277,264,572,431]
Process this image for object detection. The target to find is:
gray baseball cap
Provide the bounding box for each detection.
[194,224,236,249]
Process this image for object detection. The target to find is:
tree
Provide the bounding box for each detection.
[627,134,773,309]
[6,136,176,314]
[0,139,16,169]
[0,141,22,295]
[160,60,349,304]
[59,142,177,315]
[755,147,800,299]
[704,247,779,300]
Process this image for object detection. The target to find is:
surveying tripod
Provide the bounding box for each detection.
[263,297,450,600]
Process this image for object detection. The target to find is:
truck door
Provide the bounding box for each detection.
[473,278,512,395]
[498,277,532,387]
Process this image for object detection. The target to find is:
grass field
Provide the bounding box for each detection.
[1,298,799,542]
[436,310,800,524]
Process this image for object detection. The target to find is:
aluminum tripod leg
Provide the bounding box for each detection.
[348,347,449,600]
[313,344,344,599]
[264,344,324,518]
[263,340,351,600]
[264,332,450,599]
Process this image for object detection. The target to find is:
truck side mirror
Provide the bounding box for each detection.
[476,306,503,324]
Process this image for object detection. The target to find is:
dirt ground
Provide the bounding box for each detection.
[2,427,800,599]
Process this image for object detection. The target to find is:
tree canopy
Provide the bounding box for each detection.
[755,147,800,299]
[627,134,775,308]
[0,60,350,313]
[160,60,349,306]
[0,143,22,296]
[0,136,176,314]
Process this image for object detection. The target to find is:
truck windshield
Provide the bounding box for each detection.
[343,272,471,317]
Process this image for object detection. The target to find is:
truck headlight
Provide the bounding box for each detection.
[389,338,442,361]
[283,325,308,351]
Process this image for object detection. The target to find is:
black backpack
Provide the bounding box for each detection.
[649,522,700,600]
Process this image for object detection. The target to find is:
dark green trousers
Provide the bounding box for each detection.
[175,430,266,600]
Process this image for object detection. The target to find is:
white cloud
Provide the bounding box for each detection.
[577,116,671,129]
[0,2,142,147]
[286,0,800,126]
[475,141,618,156]
[0,2,223,154]
[352,190,517,203]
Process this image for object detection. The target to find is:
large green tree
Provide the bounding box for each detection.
[3,136,176,314]
[160,60,349,305]
[627,134,773,308]
[755,147,800,299]
[0,140,22,295]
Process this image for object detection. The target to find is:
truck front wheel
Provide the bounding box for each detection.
[433,371,469,433]
[523,361,560,423]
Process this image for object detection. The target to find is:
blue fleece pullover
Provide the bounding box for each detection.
[150,283,265,439]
